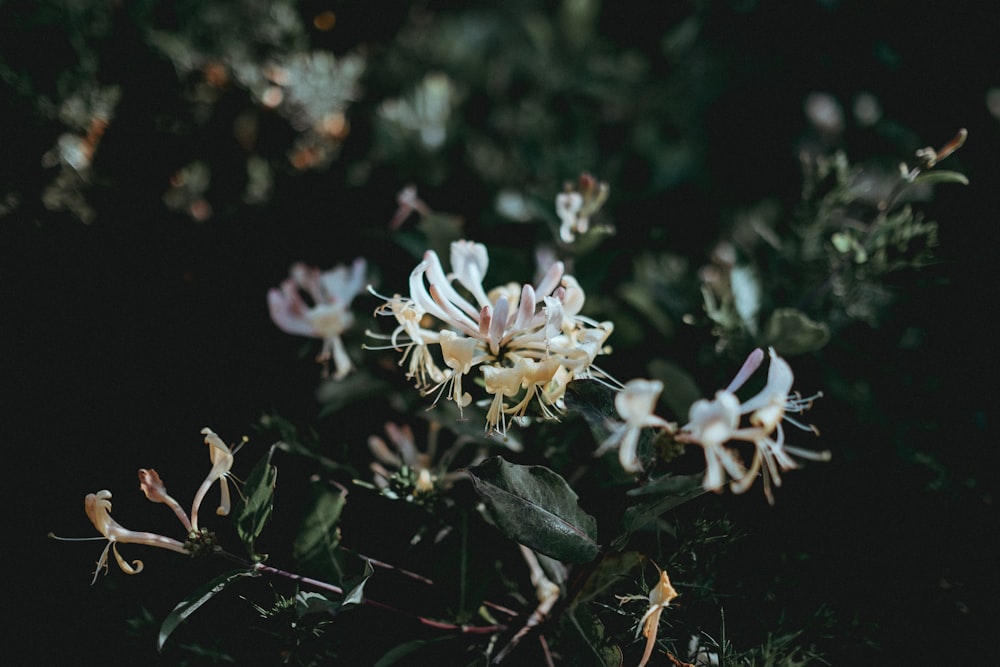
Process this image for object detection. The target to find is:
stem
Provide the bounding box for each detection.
[212,549,508,635]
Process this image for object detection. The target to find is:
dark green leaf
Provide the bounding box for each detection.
[342,559,374,608]
[613,474,706,550]
[236,444,278,558]
[565,604,624,667]
[292,560,373,617]
[563,379,620,446]
[316,370,393,417]
[157,569,257,651]
[374,637,456,667]
[466,456,599,563]
[293,479,347,577]
[572,550,643,606]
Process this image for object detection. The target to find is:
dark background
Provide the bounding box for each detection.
[3,1,998,664]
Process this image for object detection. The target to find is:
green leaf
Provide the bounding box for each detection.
[466,456,600,563]
[571,550,643,606]
[613,473,706,550]
[647,358,703,422]
[341,559,374,609]
[373,637,457,667]
[563,379,620,446]
[293,560,372,617]
[293,479,347,578]
[564,604,624,667]
[316,370,393,417]
[157,569,257,651]
[764,308,830,356]
[236,444,278,558]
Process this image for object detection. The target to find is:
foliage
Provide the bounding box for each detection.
[18,1,985,666]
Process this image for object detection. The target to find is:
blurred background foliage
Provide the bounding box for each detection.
[3,0,998,664]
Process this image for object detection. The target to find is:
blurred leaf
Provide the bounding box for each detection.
[764,308,830,356]
[374,637,456,667]
[293,479,347,578]
[236,444,278,558]
[647,358,703,422]
[158,569,257,651]
[316,371,393,417]
[618,282,675,340]
[613,474,706,550]
[467,456,600,563]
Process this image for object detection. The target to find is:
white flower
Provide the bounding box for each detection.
[595,379,675,473]
[268,258,367,379]
[680,390,751,492]
[83,490,188,584]
[368,240,614,437]
[731,348,829,504]
[555,174,609,243]
[677,347,827,502]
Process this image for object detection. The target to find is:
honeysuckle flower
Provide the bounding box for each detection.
[368,240,615,437]
[678,390,751,493]
[84,490,188,584]
[138,468,191,531]
[191,427,245,532]
[676,347,827,502]
[596,379,676,473]
[730,347,830,504]
[555,173,609,243]
[617,565,679,667]
[268,258,367,379]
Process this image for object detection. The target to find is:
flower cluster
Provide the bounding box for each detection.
[268,258,368,379]
[602,347,827,503]
[555,173,609,243]
[678,347,829,503]
[368,240,614,438]
[55,428,244,582]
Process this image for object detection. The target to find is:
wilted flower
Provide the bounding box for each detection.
[618,565,679,667]
[268,258,368,379]
[368,240,614,437]
[83,490,188,584]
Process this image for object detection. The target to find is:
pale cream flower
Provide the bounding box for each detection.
[368,240,615,437]
[731,348,829,504]
[268,258,367,379]
[191,428,245,531]
[679,390,751,492]
[84,490,188,584]
[677,347,827,502]
[596,379,675,473]
[556,173,609,243]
